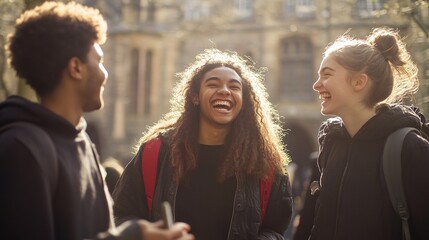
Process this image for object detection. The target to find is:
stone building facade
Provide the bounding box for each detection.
[83,0,428,163]
[2,0,428,163]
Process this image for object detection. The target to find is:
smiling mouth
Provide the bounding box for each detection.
[319,93,331,100]
[212,100,232,111]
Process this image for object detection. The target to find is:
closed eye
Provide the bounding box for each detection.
[230,85,241,90]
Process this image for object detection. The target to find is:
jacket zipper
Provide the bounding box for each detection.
[333,141,352,240]
[227,174,239,240]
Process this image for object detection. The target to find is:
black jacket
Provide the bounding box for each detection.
[0,96,141,240]
[113,135,293,240]
[309,104,429,240]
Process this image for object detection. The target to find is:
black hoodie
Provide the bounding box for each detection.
[0,96,141,240]
[309,104,429,240]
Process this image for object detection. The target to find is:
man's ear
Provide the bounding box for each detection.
[67,57,84,80]
[353,73,369,92]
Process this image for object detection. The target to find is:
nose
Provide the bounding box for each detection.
[313,77,321,92]
[217,84,231,95]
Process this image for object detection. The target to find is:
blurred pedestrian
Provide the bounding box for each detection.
[282,124,315,239]
[293,152,319,240]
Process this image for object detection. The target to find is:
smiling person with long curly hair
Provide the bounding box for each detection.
[113,48,292,240]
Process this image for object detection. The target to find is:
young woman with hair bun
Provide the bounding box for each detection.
[310,27,429,240]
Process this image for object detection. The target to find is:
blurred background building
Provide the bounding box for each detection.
[1,0,428,165]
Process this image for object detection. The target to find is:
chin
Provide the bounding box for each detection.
[83,102,103,112]
[97,100,104,110]
[320,108,331,116]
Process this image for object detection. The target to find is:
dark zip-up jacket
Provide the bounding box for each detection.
[0,96,141,240]
[309,104,429,240]
[113,135,293,240]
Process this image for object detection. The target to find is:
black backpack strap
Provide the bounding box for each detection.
[0,122,58,196]
[383,127,418,240]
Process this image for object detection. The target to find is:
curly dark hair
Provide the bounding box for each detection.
[6,1,107,97]
[138,48,289,182]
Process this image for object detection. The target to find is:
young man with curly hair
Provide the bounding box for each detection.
[0,2,193,240]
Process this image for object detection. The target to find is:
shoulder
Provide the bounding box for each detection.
[0,123,56,177]
[318,117,343,143]
[0,126,32,158]
[271,171,292,198]
[400,131,429,179]
[403,130,429,154]
[0,122,54,151]
[130,136,170,171]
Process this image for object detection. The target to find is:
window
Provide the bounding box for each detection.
[143,50,153,116]
[146,0,156,22]
[415,2,429,26]
[83,0,96,7]
[283,0,315,19]
[122,0,142,22]
[234,0,253,19]
[280,37,314,101]
[184,0,210,20]
[129,49,153,116]
[129,48,140,115]
[89,0,121,23]
[353,0,384,18]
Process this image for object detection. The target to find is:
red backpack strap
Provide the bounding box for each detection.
[141,138,162,215]
[260,169,274,223]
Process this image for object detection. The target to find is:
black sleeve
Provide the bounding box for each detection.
[402,132,429,240]
[0,133,56,239]
[259,172,293,239]
[112,148,149,225]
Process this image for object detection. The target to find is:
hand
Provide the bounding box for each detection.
[139,220,195,240]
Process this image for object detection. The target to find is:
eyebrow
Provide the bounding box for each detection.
[319,66,335,73]
[204,77,242,84]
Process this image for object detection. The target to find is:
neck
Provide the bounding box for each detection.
[341,105,376,137]
[198,121,230,145]
[41,87,82,126]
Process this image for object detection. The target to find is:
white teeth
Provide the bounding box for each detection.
[213,100,231,109]
[319,93,331,100]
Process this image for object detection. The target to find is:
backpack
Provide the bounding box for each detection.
[382,109,429,240]
[141,138,274,223]
[0,122,57,196]
[382,127,420,240]
[313,127,427,240]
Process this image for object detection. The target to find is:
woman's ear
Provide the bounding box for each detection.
[353,73,369,92]
[192,95,199,105]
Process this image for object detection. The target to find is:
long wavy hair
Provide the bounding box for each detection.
[138,48,289,182]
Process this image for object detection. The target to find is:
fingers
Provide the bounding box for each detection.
[165,222,194,240]
[178,233,195,240]
[152,220,165,228]
[138,219,194,240]
[170,222,191,232]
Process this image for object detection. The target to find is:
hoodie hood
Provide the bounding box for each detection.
[318,104,424,149]
[0,95,82,137]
